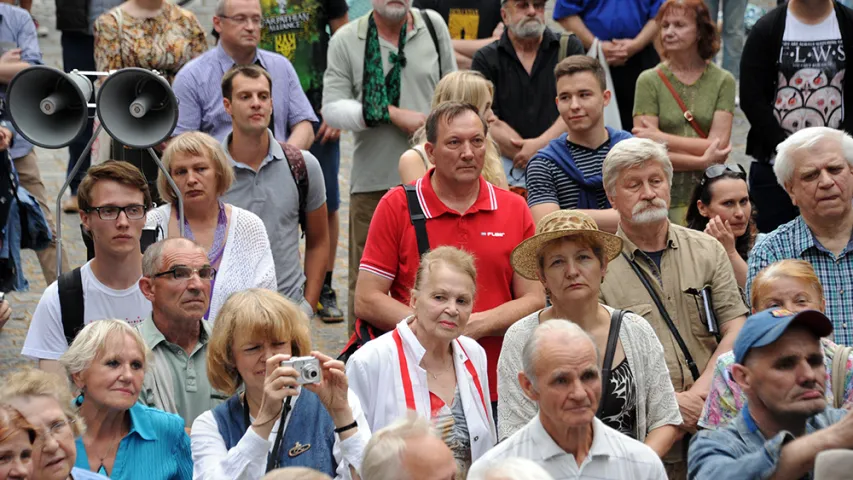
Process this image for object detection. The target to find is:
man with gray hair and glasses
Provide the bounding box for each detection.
[747,126,853,344]
[470,319,664,478]
[361,413,458,480]
[598,137,748,477]
[136,237,226,427]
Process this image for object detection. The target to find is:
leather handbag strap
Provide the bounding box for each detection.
[656,67,708,139]
[596,309,626,417]
[621,253,701,381]
[832,344,853,408]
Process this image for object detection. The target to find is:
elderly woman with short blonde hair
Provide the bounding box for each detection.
[0,368,109,480]
[60,319,190,479]
[191,288,369,479]
[147,131,276,322]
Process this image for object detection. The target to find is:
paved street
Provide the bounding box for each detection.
[0,0,768,380]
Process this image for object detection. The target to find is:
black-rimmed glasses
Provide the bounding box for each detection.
[700,164,746,186]
[154,265,217,281]
[85,204,147,220]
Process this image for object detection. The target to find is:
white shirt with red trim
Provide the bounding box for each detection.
[358,170,536,401]
[346,319,497,461]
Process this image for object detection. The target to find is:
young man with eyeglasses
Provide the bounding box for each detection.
[21,161,153,378]
[137,237,226,427]
[471,0,584,195]
[171,0,317,150]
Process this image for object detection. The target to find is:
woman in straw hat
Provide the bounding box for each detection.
[497,210,682,456]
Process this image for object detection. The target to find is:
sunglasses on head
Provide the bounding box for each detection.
[701,164,746,186]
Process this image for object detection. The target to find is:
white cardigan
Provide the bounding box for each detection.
[346,319,497,461]
[146,204,277,323]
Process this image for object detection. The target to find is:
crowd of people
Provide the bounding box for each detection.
[1,0,853,478]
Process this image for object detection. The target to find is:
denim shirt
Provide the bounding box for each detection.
[688,404,847,480]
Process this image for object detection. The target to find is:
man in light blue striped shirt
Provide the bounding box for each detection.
[172,0,317,148]
[747,126,853,346]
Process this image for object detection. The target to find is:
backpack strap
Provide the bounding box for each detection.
[402,184,430,257]
[58,267,84,345]
[421,10,442,78]
[559,31,574,61]
[832,344,853,408]
[279,142,309,236]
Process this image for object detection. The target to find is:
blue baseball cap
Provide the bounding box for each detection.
[733,308,833,364]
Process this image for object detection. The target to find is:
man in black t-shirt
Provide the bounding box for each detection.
[413,0,502,68]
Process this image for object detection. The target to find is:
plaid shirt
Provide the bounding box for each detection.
[747,216,853,345]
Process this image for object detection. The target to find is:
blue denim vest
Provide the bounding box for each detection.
[212,391,336,476]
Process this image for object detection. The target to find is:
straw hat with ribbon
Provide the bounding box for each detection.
[511,210,623,281]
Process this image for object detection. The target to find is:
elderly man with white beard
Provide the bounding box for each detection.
[597,138,748,479]
[471,0,584,192]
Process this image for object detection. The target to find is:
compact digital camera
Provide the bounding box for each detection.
[281,356,322,385]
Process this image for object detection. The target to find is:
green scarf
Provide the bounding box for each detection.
[362,13,408,127]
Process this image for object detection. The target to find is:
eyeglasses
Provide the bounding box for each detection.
[85,204,147,220]
[219,15,263,26]
[154,265,216,281]
[39,419,75,439]
[700,164,746,186]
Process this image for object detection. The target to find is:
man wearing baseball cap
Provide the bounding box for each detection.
[688,308,852,479]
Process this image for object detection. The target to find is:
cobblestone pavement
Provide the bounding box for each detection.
[0,0,771,380]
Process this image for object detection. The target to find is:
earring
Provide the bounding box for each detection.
[74,388,85,407]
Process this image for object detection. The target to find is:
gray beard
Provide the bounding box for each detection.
[509,20,545,39]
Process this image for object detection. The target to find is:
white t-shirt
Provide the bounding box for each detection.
[775,10,845,133]
[21,261,151,361]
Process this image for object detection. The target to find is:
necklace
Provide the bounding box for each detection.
[425,360,454,380]
[90,426,124,476]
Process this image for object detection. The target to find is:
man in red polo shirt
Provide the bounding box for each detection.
[355,102,545,414]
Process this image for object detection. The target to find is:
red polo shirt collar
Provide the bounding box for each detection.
[414,169,498,219]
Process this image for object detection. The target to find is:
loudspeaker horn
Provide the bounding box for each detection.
[6,66,93,149]
[96,68,178,149]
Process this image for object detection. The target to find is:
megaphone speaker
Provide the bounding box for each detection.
[97,68,178,149]
[6,66,92,149]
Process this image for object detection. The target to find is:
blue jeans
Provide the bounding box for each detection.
[704,0,747,78]
[502,155,526,189]
[61,31,96,194]
[309,120,341,213]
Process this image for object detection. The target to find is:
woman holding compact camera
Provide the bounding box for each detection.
[190,289,369,480]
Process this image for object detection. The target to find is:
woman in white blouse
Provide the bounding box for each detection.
[347,246,497,479]
[147,132,276,322]
[498,210,682,454]
[190,288,369,480]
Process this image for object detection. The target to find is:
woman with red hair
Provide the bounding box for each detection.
[0,405,35,480]
[632,0,737,225]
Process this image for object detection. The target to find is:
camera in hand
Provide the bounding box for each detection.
[281,356,322,385]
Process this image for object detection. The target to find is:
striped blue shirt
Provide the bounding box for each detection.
[75,402,191,480]
[172,44,317,142]
[747,215,853,345]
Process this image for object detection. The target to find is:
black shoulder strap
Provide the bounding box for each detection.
[596,309,625,417]
[421,10,442,78]
[403,184,430,256]
[279,142,309,236]
[621,253,701,381]
[58,267,84,345]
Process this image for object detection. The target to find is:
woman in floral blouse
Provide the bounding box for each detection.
[699,259,853,430]
[94,0,207,84]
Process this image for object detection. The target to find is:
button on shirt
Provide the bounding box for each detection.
[747,215,853,345]
[172,44,317,142]
[138,316,224,426]
[689,403,847,480]
[468,415,666,479]
[221,129,326,302]
[471,28,584,140]
[0,5,43,159]
[599,223,748,392]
